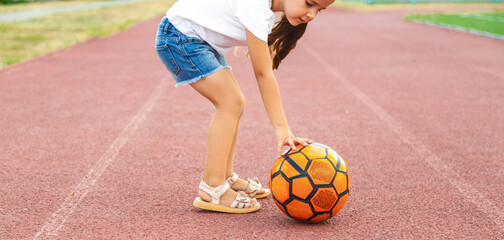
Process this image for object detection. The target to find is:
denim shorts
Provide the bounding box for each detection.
[155,17,231,87]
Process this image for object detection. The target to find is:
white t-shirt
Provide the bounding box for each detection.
[166,0,276,55]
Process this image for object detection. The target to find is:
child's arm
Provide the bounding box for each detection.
[245,29,312,155]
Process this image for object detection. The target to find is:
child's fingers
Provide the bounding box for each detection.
[297,137,313,144]
[278,140,285,155]
[278,137,314,156]
[278,137,296,155]
[295,137,309,146]
[286,137,296,150]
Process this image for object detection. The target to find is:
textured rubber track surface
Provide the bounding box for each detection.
[1,8,503,239]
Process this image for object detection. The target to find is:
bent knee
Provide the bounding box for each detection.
[216,93,245,117]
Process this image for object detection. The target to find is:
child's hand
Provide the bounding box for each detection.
[275,127,314,155]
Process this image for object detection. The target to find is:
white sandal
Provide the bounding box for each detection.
[193,180,260,213]
[227,173,271,199]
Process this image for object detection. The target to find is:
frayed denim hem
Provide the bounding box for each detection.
[174,65,232,87]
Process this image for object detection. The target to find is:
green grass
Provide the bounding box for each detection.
[331,1,504,11]
[405,11,504,36]
[0,0,174,68]
[0,0,109,13]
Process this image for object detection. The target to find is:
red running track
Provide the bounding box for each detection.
[1,8,503,239]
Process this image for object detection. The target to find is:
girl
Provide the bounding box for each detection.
[155,0,333,213]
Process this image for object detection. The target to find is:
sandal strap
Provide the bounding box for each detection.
[198,180,230,205]
[227,173,264,197]
[226,173,239,186]
[246,177,262,197]
[229,191,251,209]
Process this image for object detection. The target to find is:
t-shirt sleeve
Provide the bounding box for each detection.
[235,0,276,43]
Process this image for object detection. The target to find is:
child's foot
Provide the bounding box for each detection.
[227,173,271,199]
[194,180,260,213]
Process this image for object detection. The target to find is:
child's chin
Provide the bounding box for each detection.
[286,18,299,27]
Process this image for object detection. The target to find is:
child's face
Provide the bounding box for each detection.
[284,0,334,26]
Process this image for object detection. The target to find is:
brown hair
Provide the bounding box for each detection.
[268,14,308,70]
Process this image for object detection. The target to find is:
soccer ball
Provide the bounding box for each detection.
[269,143,350,223]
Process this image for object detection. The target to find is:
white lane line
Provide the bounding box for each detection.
[303,45,504,231]
[34,77,169,239]
[419,20,504,41]
[365,28,504,79]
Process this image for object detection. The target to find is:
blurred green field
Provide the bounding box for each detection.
[405,11,504,37]
[332,1,504,11]
[0,0,174,68]
[340,0,503,4]
[0,1,94,13]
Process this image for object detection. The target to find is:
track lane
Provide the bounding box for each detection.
[0,7,502,239]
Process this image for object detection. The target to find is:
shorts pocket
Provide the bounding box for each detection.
[182,40,213,57]
[156,43,181,75]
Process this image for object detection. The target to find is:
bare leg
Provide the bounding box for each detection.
[225,122,239,178]
[223,69,242,178]
[190,69,256,206]
[221,70,267,195]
